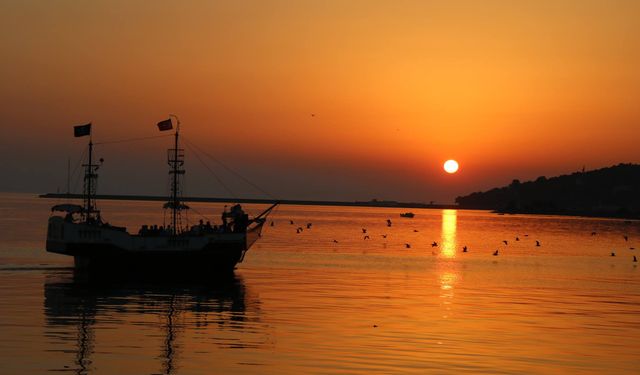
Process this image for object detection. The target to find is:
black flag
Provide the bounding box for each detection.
[157,119,173,131]
[73,123,91,137]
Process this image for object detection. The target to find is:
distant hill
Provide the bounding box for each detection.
[455,164,640,219]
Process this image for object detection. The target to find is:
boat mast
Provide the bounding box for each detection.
[172,129,178,233]
[168,115,184,235]
[82,139,99,222]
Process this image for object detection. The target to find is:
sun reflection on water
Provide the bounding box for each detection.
[438,271,457,318]
[441,209,457,258]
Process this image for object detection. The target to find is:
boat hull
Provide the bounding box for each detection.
[46,216,265,275]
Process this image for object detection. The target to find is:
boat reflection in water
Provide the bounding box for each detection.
[44,271,264,374]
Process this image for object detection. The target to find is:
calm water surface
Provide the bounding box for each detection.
[0,193,639,374]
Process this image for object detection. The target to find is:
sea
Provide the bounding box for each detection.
[0,192,639,374]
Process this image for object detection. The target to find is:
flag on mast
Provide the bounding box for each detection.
[73,123,92,137]
[157,119,173,131]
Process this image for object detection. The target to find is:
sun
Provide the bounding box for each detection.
[443,159,459,174]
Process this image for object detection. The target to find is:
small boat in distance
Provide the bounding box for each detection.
[400,212,415,218]
[46,118,277,275]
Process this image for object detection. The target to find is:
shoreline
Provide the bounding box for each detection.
[38,193,458,210]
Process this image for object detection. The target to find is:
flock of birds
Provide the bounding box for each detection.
[270,217,637,263]
[609,234,637,262]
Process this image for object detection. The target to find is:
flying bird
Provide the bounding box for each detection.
[381,234,387,238]
[405,243,411,249]
[493,250,499,256]
[364,235,370,240]
[634,256,637,262]
[503,240,508,245]
[362,228,367,234]
[535,240,541,247]
[431,241,438,247]
[515,237,520,241]
[462,246,468,253]
[611,252,616,257]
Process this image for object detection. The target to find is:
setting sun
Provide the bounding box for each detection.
[444,160,459,174]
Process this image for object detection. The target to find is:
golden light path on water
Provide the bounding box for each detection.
[439,209,458,320]
[440,209,457,258]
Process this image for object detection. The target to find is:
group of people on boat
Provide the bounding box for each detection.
[137,224,175,236]
[136,204,250,237]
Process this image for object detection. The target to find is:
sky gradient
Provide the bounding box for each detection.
[1,0,639,203]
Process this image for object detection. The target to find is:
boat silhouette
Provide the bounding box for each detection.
[46,117,277,274]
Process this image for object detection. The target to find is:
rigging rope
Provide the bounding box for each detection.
[183,142,238,200]
[94,134,172,145]
[187,204,213,224]
[67,132,278,221]
[71,146,88,194]
[182,136,278,201]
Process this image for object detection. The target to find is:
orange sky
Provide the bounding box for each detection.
[1,1,639,202]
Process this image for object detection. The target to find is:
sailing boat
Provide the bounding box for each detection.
[46,118,277,274]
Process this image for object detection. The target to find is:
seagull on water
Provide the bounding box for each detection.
[503,240,508,245]
[405,243,411,249]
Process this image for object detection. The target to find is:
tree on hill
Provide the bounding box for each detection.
[455,164,640,218]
